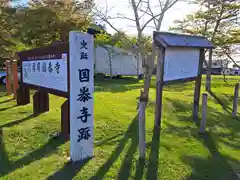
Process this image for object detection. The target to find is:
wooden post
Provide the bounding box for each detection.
[61,100,70,139]
[138,91,146,158]
[155,47,165,128]
[16,85,30,106]
[33,91,41,115]
[193,49,205,121]
[6,60,12,95]
[200,93,208,133]
[33,91,49,115]
[206,49,212,91]
[12,60,19,98]
[232,83,239,117]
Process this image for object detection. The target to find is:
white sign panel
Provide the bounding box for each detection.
[22,54,68,92]
[69,32,94,162]
[164,48,200,82]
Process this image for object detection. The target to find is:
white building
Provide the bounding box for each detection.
[94,45,143,77]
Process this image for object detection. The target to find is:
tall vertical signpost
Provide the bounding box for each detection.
[69,32,94,162]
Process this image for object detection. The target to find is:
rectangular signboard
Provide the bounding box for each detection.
[164,48,200,82]
[22,54,68,92]
[69,32,94,162]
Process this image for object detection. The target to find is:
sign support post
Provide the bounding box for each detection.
[193,49,204,121]
[69,32,94,162]
[155,47,165,128]
[12,60,19,98]
[6,60,12,95]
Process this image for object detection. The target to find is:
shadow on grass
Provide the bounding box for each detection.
[0,105,18,112]
[0,98,14,105]
[90,116,138,180]
[0,114,36,128]
[146,126,161,180]
[47,158,91,180]
[165,98,193,113]
[0,134,65,177]
[91,115,161,180]
[162,96,240,180]
[185,132,240,180]
[208,90,232,113]
[95,133,125,147]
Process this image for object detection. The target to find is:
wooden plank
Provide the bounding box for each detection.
[61,100,69,140]
[44,92,49,112]
[12,60,19,99]
[155,47,165,128]
[22,83,68,98]
[200,93,208,133]
[206,49,212,91]
[138,91,146,158]
[16,84,30,106]
[193,49,204,121]
[163,76,197,86]
[33,91,40,115]
[232,83,239,117]
[6,61,12,95]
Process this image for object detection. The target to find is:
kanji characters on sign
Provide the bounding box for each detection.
[79,69,90,82]
[77,87,92,102]
[77,107,91,123]
[55,62,60,74]
[77,127,91,142]
[80,40,88,50]
[37,62,41,72]
[80,52,88,60]
[32,62,36,72]
[48,62,53,73]
[42,62,47,72]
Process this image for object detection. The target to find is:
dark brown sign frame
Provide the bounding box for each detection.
[17,42,71,138]
[18,42,70,98]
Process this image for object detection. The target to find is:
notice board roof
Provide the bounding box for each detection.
[154,31,215,49]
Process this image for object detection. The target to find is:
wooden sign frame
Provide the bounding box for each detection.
[17,42,71,137]
[18,42,70,98]
[153,31,215,128]
[155,46,205,128]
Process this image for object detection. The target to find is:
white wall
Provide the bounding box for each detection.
[95,46,143,76]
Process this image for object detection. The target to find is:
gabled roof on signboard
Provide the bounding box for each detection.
[154,31,215,49]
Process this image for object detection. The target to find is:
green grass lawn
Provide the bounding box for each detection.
[0,76,240,180]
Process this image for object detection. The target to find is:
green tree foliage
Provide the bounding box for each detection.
[170,0,240,57]
[16,0,94,46]
[0,0,94,61]
[0,1,19,59]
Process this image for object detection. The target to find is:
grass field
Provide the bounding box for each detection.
[0,76,240,180]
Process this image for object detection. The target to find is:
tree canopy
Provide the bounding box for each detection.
[170,0,240,61]
[0,0,94,61]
